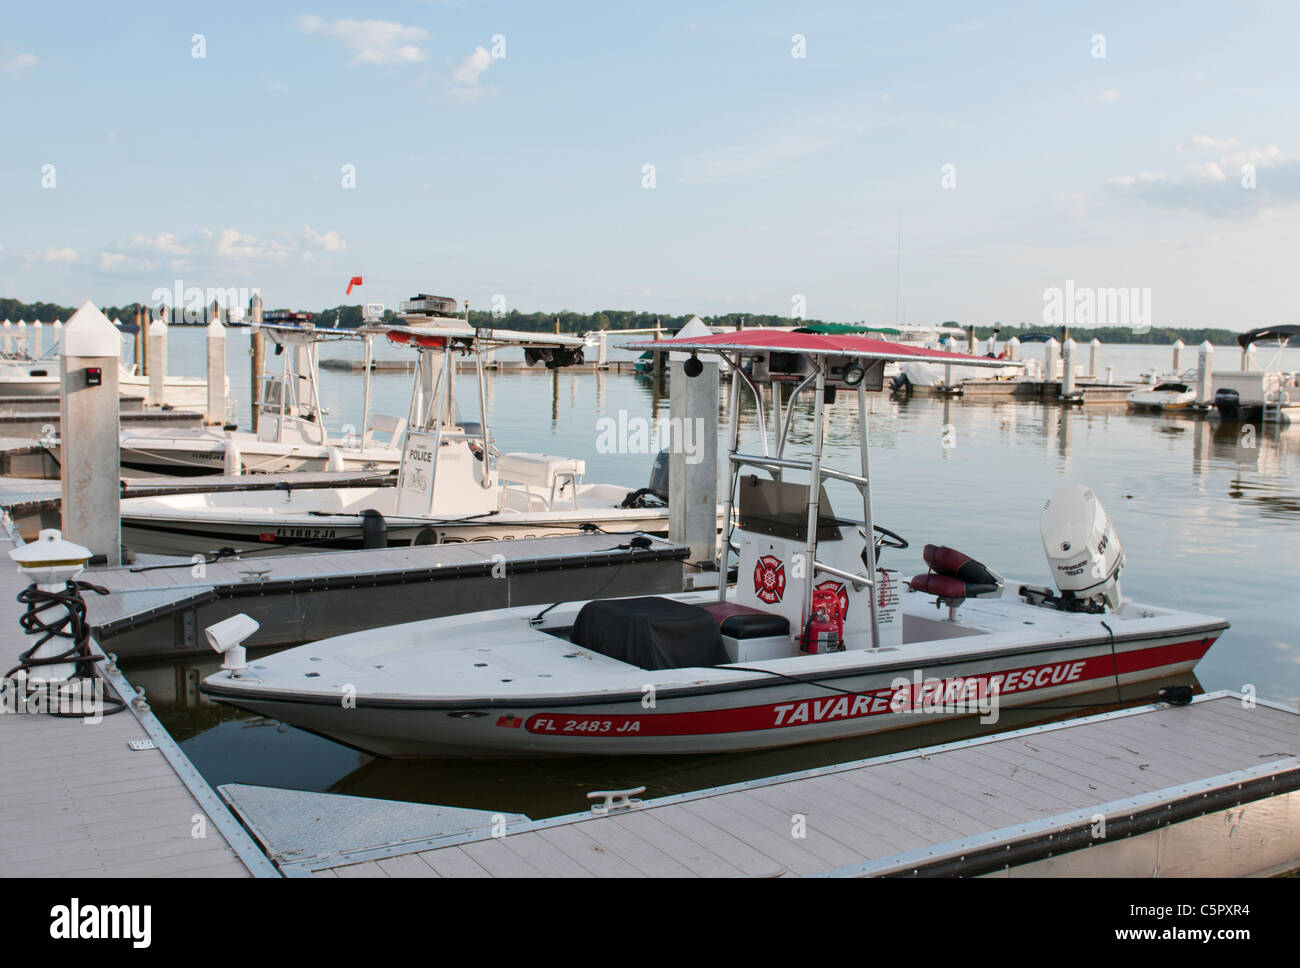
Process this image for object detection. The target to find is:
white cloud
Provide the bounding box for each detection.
[1,53,37,75]
[303,225,347,252]
[38,247,77,263]
[296,15,429,67]
[96,227,347,272]
[449,45,496,101]
[1176,135,1241,153]
[1107,139,1300,218]
[1100,89,1124,103]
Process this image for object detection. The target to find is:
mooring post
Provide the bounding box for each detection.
[1061,338,1077,398]
[249,294,264,433]
[3,319,11,355]
[1196,341,1214,406]
[668,324,719,569]
[17,319,28,357]
[33,320,43,358]
[1172,338,1185,373]
[59,301,122,566]
[1089,338,1101,378]
[148,314,168,407]
[206,315,226,426]
[1005,336,1020,362]
[1043,337,1060,384]
[133,307,145,371]
[598,330,608,367]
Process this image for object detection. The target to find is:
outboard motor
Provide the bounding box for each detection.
[889,372,912,395]
[647,449,669,502]
[1040,483,1125,611]
[619,449,670,509]
[1214,388,1242,421]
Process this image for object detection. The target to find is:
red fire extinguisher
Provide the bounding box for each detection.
[802,587,845,654]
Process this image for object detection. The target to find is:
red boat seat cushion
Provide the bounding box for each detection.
[701,603,790,639]
[911,545,1001,602]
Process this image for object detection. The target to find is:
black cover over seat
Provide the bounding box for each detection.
[572,597,729,671]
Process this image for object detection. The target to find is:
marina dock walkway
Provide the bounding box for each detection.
[0,532,275,877]
[288,693,1298,878]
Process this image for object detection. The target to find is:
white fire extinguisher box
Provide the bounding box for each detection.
[875,568,903,649]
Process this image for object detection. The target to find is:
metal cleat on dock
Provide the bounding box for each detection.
[587,786,646,815]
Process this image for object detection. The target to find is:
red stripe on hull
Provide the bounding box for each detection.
[524,636,1214,739]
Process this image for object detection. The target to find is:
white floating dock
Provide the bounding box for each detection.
[0,533,276,878]
[267,693,1299,878]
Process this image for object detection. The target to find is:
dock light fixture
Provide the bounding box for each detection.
[205,613,260,673]
[8,529,93,685]
[683,353,703,377]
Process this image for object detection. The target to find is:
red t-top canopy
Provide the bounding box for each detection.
[624,328,1012,368]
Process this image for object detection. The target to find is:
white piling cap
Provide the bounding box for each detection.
[670,316,711,362]
[149,314,169,334]
[9,532,92,569]
[207,315,226,337]
[61,301,122,358]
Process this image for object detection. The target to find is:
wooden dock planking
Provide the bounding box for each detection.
[305,694,1299,878]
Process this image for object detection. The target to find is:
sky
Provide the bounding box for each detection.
[2,1,1298,330]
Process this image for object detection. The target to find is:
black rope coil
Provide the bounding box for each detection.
[3,579,126,717]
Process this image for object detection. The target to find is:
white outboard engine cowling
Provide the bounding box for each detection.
[1040,483,1125,611]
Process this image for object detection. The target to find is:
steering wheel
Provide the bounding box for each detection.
[860,525,909,564]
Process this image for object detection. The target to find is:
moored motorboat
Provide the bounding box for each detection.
[119,318,405,476]
[1126,380,1197,411]
[201,329,1228,756]
[121,304,674,556]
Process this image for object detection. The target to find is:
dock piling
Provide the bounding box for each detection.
[1061,338,1077,398]
[206,315,226,426]
[58,301,122,565]
[148,315,168,407]
[1197,341,1214,406]
[1043,337,1060,382]
[668,335,719,567]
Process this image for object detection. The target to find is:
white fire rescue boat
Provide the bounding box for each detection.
[201,329,1228,756]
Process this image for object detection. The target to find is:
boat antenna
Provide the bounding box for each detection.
[894,209,902,328]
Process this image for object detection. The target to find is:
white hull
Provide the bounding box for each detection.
[119,430,401,477]
[202,590,1226,757]
[121,492,671,555]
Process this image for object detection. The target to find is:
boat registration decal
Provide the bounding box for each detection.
[523,638,1211,738]
[272,527,337,539]
[753,555,786,604]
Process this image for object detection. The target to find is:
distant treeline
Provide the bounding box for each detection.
[0,297,1249,345]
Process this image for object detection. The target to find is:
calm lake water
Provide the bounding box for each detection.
[122,329,1300,819]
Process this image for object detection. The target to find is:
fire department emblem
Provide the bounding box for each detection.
[753,555,786,604]
[815,579,849,619]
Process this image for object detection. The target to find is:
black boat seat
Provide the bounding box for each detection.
[909,544,1001,605]
[701,602,790,639]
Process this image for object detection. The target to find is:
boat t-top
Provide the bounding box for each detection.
[120,304,675,557]
[119,314,408,476]
[201,328,1228,756]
